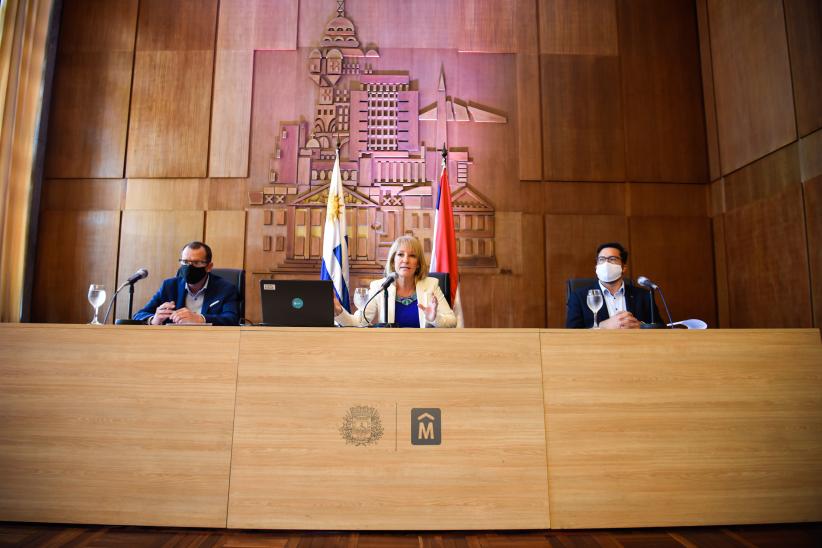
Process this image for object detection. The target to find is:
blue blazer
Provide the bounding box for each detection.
[133,274,240,326]
[566,280,662,328]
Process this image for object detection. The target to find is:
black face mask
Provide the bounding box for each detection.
[180,264,207,285]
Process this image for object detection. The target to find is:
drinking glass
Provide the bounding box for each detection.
[586,289,603,329]
[87,284,106,325]
[353,287,369,311]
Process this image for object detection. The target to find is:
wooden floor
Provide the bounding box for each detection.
[1,523,821,547]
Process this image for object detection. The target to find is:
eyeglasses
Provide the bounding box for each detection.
[596,256,622,265]
[179,259,209,267]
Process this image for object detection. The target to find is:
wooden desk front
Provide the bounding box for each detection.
[0,325,819,530]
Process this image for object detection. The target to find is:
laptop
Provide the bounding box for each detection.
[259,279,335,327]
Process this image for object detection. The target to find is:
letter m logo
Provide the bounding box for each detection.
[411,408,441,446]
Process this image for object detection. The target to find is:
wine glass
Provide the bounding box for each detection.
[353,287,368,311]
[87,284,106,325]
[586,289,603,329]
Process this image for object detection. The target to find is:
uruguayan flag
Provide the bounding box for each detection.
[320,149,351,312]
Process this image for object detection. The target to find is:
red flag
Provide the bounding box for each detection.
[430,163,463,326]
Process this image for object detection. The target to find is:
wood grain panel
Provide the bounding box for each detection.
[208,179,247,210]
[709,178,725,217]
[544,215,628,327]
[299,0,460,49]
[125,179,209,210]
[697,0,721,182]
[542,329,822,528]
[116,211,204,321]
[229,329,550,529]
[629,217,717,327]
[800,128,822,183]
[627,183,709,217]
[205,210,246,269]
[126,50,215,178]
[209,50,253,178]
[709,0,797,174]
[539,0,618,55]
[724,143,800,211]
[135,0,217,51]
[712,215,730,327]
[619,0,708,183]
[805,175,822,328]
[459,0,537,53]
[543,182,626,215]
[41,179,125,211]
[724,183,811,327]
[44,0,138,178]
[541,55,625,181]
[784,0,822,137]
[31,211,120,324]
[217,0,297,50]
[517,53,542,179]
[0,324,238,527]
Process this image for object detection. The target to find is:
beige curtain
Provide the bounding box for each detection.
[0,0,54,321]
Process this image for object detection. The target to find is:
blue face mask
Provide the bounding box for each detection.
[180,264,207,284]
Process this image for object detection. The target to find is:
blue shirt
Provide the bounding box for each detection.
[395,295,420,328]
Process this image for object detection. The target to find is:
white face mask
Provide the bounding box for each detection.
[596,262,622,283]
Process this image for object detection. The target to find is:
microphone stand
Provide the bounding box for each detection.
[640,287,665,329]
[371,287,398,328]
[112,280,145,325]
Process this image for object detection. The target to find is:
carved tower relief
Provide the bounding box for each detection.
[249,1,505,285]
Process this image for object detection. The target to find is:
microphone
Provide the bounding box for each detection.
[126,268,149,284]
[379,272,399,290]
[636,276,658,290]
[636,275,673,329]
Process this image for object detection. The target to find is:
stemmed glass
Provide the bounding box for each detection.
[586,289,603,329]
[87,284,107,325]
[353,287,368,311]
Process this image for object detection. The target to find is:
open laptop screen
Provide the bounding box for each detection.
[259,280,335,327]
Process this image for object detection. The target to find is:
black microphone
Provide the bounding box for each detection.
[126,268,149,284]
[379,272,399,290]
[636,275,673,328]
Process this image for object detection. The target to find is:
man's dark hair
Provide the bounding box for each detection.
[596,242,628,263]
[183,241,212,263]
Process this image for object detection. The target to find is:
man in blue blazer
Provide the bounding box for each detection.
[566,242,661,329]
[133,241,240,326]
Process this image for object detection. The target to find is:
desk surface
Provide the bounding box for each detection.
[0,324,820,529]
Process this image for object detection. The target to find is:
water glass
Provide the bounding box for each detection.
[87,284,106,325]
[586,289,603,329]
[353,287,369,311]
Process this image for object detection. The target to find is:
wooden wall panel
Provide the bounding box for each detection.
[209,51,254,178]
[627,183,709,217]
[539,0,618,55]
[712,215,730,327]
[126,0,218,178]
[541,55,625,181]
[629,217,717,327]
[218,0,297,50]
[543,182,626,215]
[517,54,543,181]
[41,180,125,211]
[31,211,120,324]
[205,211,246,270]
[116,211,204,321]
[805,175,822,328]
[696,0,721,182]
[708,0,796,175]
[209,179,247,210]
[783,0,822,137]
[724,183,811,327]
[459,0,538,53]
[44,0,137,178]
[125,179,209,210]
[723,143,801,211]
[544,215,629,327]
[0,325,238,527]
[619,0,708,183]
[800,128,822,184]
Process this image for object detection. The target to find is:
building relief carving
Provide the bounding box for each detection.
[250,1,504,279]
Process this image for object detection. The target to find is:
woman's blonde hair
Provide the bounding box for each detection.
[385,235,428,282]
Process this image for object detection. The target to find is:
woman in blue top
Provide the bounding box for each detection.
[334,236,456,328]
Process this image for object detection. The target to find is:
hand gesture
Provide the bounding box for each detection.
[599,311,640,329]
[170,307,204,324]
[151,301,176,325]
[418,292,438,323]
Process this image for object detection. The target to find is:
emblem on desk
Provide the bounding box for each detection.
[340,405,384,446]
[411,408,441,445]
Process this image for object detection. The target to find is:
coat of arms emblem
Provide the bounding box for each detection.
[340,405,384,446]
